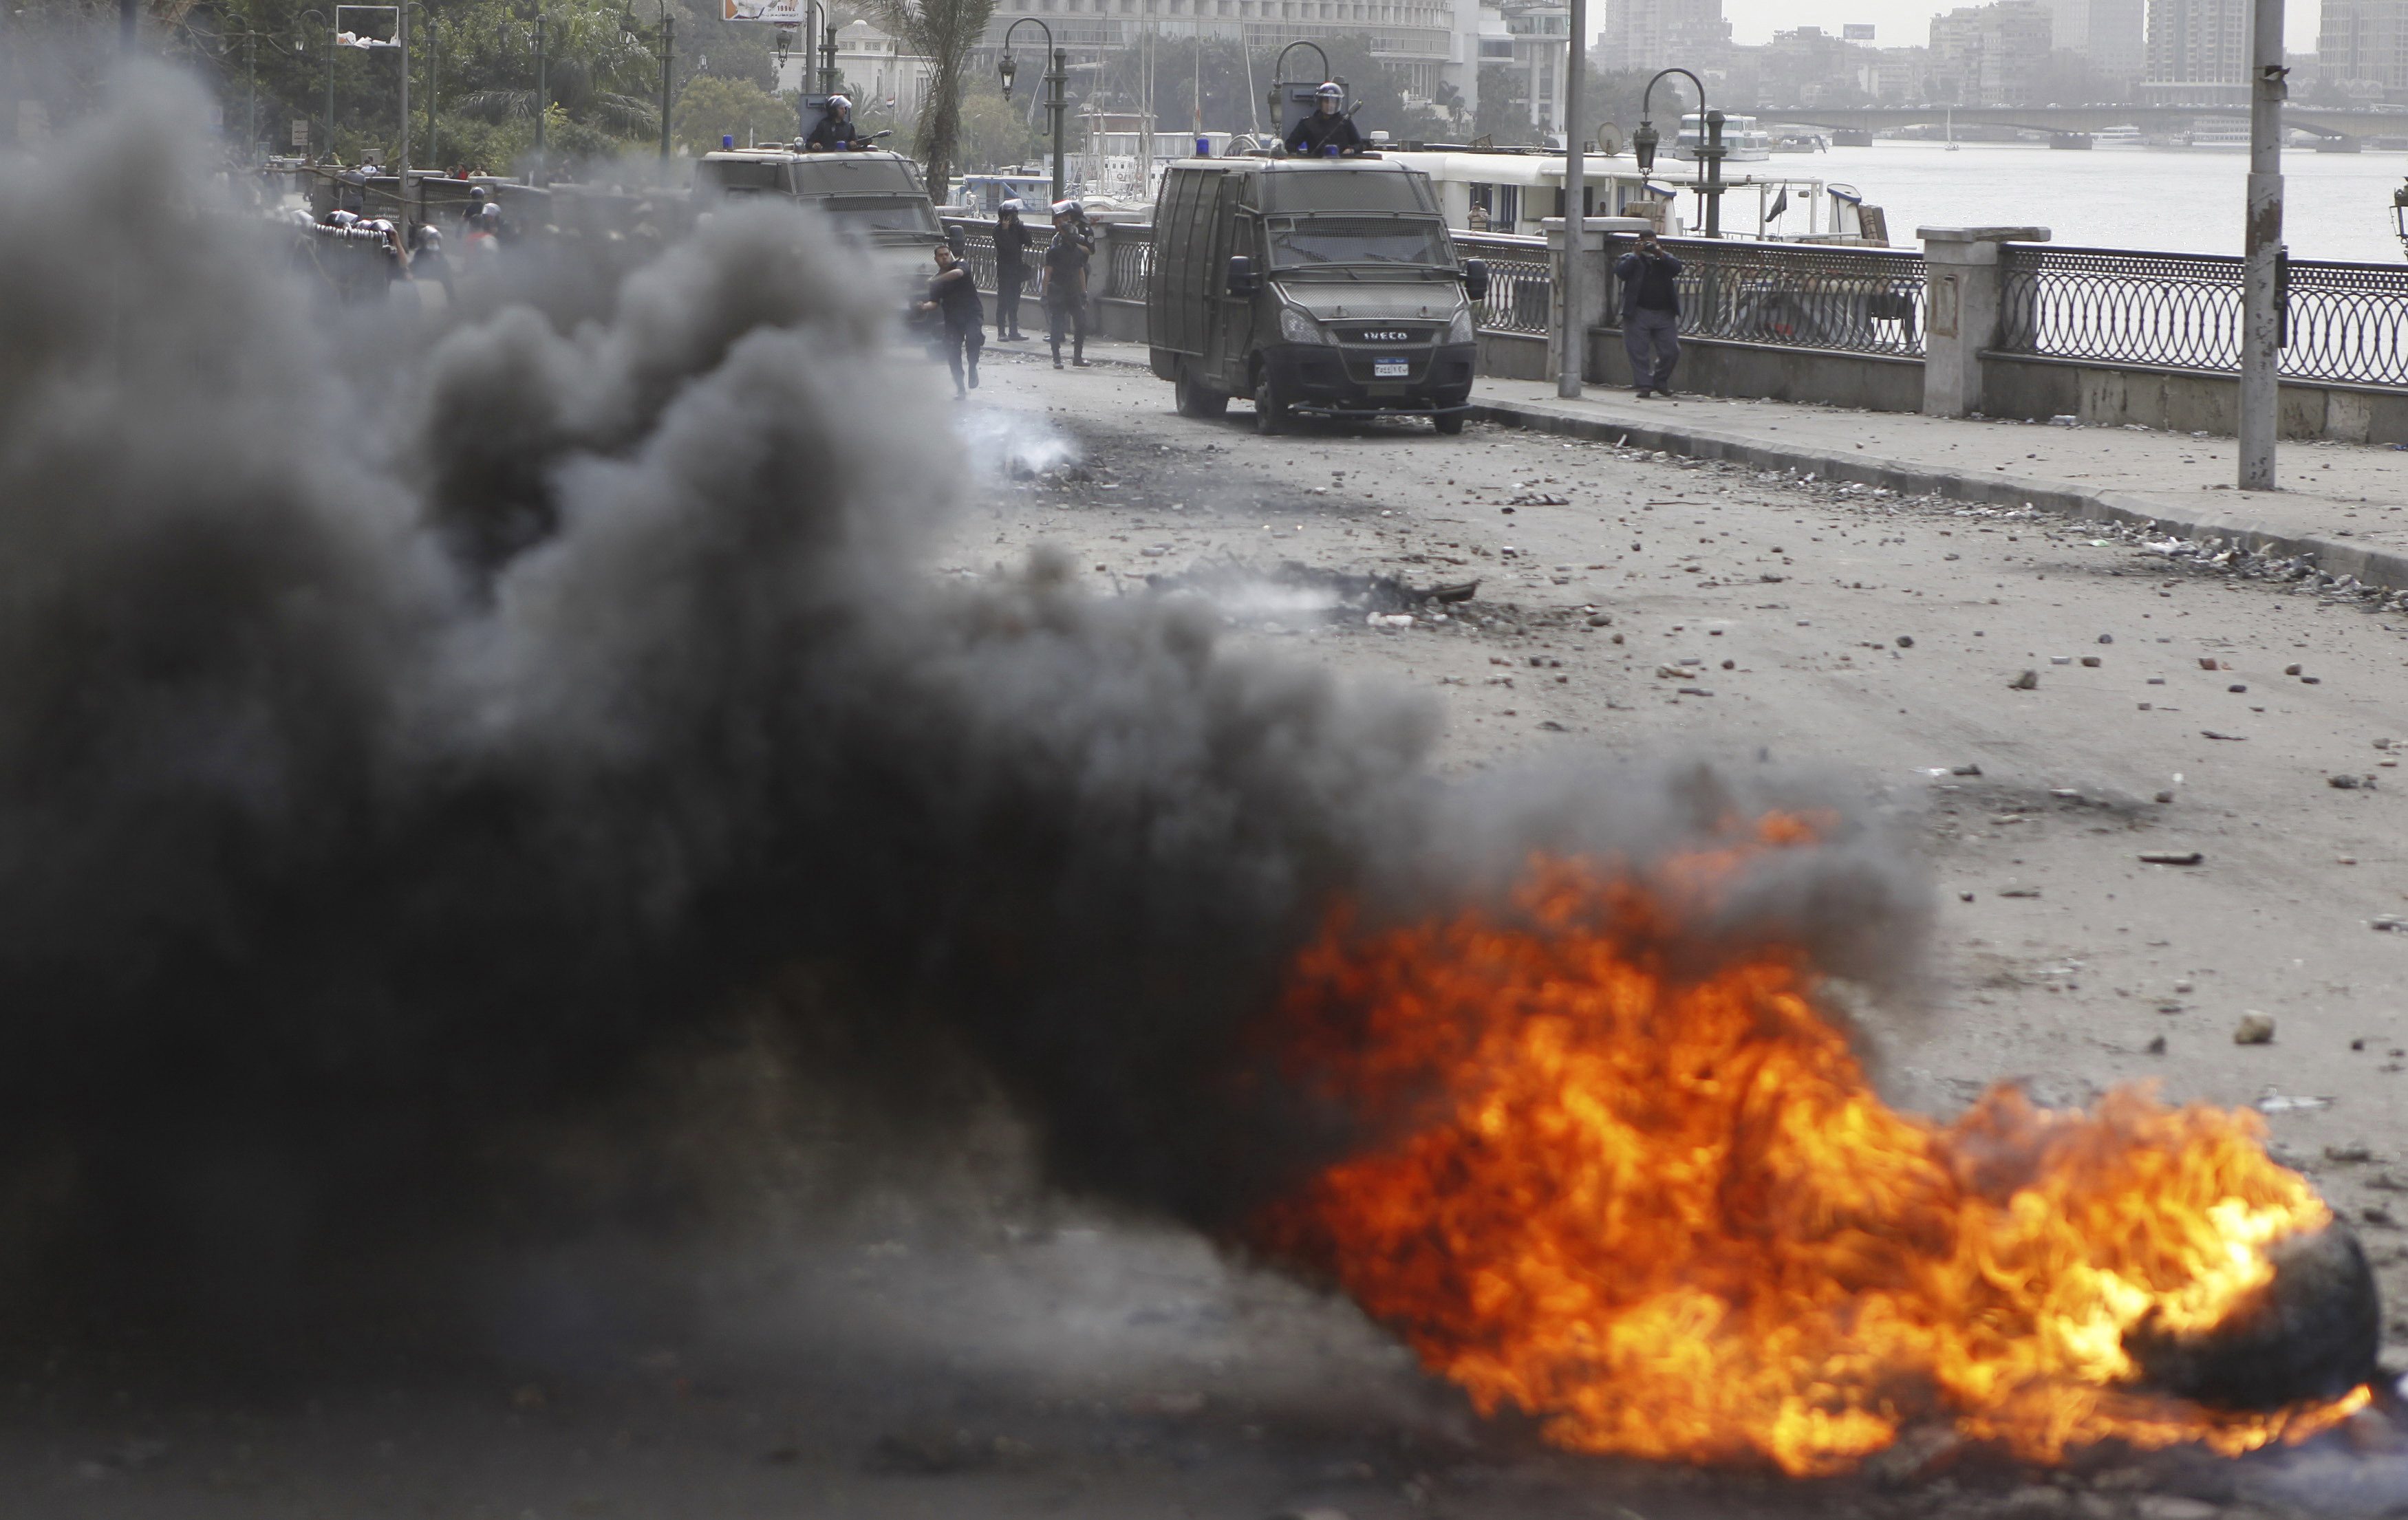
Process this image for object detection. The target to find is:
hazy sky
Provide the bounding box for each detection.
[1709,0,2321,54]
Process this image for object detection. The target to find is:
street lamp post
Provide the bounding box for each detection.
[2238,0,2286,490]
[301,10,334,159]
[1000,18,1066,208]
[1266,40,1329,146]
[335,5,402,175]
[819,13,839,96]
[1631,66,1723,238]
[1558,0,1584,399]
[535,10,548,183]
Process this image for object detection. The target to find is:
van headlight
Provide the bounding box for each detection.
[1279,307,1326,345]
[1448,308,1475,344]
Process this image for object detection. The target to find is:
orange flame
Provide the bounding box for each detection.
[1256,840,2367,1475]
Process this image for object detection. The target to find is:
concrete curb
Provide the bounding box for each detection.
[1469,398,2408,594]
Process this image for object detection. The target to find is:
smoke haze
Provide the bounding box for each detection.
[0,78,1931,1354]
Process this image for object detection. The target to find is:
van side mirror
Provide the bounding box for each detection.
[1461,258,1490,301]
[1226,254,1261,296]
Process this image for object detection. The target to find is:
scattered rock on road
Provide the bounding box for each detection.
[2008,670,2039,691]
[2233,1013,2277,1045]
[2139,851,2204,866]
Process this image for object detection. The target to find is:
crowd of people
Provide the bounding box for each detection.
[920,196,1096,399]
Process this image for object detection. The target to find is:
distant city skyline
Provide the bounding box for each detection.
[1710,0,2319,54]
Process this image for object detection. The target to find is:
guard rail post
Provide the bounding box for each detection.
[1918,225,2049,417]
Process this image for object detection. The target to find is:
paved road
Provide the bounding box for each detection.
[956,340,2408,1338]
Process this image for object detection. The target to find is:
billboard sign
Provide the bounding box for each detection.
[723,0,801,21]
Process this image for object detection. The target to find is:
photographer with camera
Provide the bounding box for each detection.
[1613,228,1683,399]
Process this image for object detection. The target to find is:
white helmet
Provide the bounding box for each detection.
[1000,198,1024,213]
[828,94,851,110]
[1315,81,1344,99]
[1050,199,1077,217]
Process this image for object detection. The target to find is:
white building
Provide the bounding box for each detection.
[2318,0,2408,98]
[2052,0,2147,78]
[777,19,935,125]
[2141,0,2250,102]
[1598,0,1730,75]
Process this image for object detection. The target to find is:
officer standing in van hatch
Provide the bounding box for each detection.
[1041,200,1091,369]
[1285,83,1363,156]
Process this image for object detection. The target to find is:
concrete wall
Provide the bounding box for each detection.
[1478,331,1549,382]
[1093,296,1147,345]
[1582,329,1926,412]
[1981,354,2408,446]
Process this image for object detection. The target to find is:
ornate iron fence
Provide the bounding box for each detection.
[1608,237,1926,357]
[1103,224,1153,301]
[1996,244,2408,388]
[1454,232,1551,336]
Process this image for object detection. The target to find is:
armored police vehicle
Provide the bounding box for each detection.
[1146,156,1487,434]
[691,147,945,251]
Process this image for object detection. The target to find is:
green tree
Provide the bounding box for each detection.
[1473,63,1532,144]
[950,76,1040,172]
[872,0,995,202]
[671,72,796,151]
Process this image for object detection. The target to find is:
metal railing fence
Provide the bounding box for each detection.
[939,215,1150,303]
[1997,244,2408,389]
[1103,226,1153,301]
[1454,232,1551,336]
[1606,236,1927,358]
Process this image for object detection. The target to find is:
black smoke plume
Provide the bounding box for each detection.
[0,81,1929,1349]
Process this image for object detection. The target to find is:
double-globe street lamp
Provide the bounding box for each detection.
[1629,65,1726,239]
[998,18,1067,210]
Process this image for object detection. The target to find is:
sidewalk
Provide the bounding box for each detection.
[1061,336,2408,591]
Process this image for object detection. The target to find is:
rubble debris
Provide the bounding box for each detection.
[2008,669,2039,691]
[2139,851,2204,866]
[2234,1013,2277,1045]
[2329,774,2373,790]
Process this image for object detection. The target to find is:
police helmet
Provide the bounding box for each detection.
[828,94,852,111]
[1315,81,1344,99]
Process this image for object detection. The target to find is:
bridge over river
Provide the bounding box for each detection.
[1761,105,2407,141]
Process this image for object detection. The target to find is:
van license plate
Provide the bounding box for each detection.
[1373,358,1410,378]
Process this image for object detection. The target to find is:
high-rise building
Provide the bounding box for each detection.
[2141,0,2250,102]
[1598,0,1730,74]
[2319,0,2408,97]
[1928,0,2053,103]
[2052,0,2147,78]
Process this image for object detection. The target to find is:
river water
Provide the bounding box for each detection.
[1755,140,2408,265]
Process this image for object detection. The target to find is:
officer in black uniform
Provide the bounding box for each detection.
[1284,83,1364,156]
[1041,201,1091,369]
[992,199,1031,340]
[917,243,985,398]
[806,95,863,151]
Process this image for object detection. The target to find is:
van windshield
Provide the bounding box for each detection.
[789,158,925,197]
[1266,216,1449,270]
[823,196,941,240]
